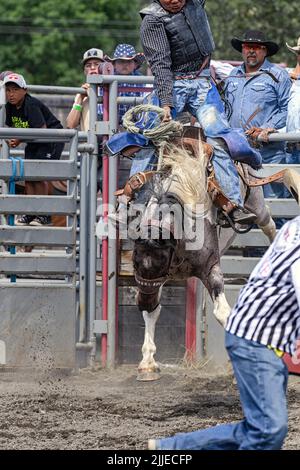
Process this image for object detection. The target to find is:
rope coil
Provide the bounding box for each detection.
[122,104,183,144]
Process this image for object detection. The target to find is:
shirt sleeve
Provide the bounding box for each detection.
[262,70,292,129]
[140,15,174,107]
[291,257,300,311]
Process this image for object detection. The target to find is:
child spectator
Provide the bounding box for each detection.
[66,48,106,131]
[106,44,146,125]
[4,72,64,226]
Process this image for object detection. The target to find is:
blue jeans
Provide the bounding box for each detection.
[130,147,157,177]
[133,78,243,206]
[157,332,288,450]
[261,150,287,200]
[286,150,300,165]
[174,77,242,206]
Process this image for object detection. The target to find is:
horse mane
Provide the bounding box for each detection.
[159,140,211,209]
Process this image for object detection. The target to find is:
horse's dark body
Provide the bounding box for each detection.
[129,136,300,381]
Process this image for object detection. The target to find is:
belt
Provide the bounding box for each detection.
[267,345,284,358]
[174,56,211,81]
[174,72,210,80]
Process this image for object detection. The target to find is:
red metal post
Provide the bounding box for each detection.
[185,277,197,361]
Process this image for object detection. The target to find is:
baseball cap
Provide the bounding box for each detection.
[82,48,104,64]
[3,73,27,89]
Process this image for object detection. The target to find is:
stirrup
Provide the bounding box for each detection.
[218,210,254,234]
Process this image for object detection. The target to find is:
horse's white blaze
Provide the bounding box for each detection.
[143,256,153,269]
[138,304,161,370]
[213,292,231,327]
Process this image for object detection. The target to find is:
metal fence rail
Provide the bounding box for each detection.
[0,75,299,370]
[0,127,79,291]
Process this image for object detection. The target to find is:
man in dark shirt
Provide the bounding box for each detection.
[139,0,258,225]
[4,73,64,226]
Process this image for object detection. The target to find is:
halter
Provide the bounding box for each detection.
[134,242,185,294]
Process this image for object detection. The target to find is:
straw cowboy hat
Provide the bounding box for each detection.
[286,37,300,54]
[106,44,145,69]
[231,30,279,57]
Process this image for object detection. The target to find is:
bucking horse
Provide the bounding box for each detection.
[108,106,300,381]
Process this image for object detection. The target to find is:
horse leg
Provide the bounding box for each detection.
[257,169,300,242]
[135,286,162,381]
[137,304,161,381]
[282,168,300,204]
[206,264,231,327]
[245,186,276,243]
[258,206,277,243]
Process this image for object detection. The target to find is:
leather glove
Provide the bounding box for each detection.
[245,126,276,144]
[258,127,277,143]
[245,127,264,140]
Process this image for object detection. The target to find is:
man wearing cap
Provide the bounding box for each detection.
[66,48,106,131]
[4,73,64,226]
[224,30,291,204]
[138,0,259,225]
[285,37,300,164]
[106,43,146,125]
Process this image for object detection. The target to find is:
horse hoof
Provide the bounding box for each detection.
[137,369,161,382]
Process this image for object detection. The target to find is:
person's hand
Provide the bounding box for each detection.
[7,139,21,148]
[162,105,172,122]
[245,126,276,143]
[258,127,277,143]
[75,83,89,104]
[245,127,263,140]
[290,71,299,80]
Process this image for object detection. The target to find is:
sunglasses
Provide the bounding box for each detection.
[242,43,267,51]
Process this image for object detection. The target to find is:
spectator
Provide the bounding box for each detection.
[106,43,146,125]
[285,37,300,164]
[0,70,14,82]
[149,215,300,450]
[66,48,106,131]
[4,72,64,226]
[224,30,291,212]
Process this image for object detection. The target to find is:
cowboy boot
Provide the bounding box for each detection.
[208,178,256,226]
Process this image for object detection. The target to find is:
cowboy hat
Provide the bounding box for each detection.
[286,37,300,54]
[231,30,279,57]
[106,44,145,69]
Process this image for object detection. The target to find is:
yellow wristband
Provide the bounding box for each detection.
[73,104,83,112]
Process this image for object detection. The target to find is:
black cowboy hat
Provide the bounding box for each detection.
[231,30,280,57]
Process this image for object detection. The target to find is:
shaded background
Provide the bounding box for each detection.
[0,0,298,86]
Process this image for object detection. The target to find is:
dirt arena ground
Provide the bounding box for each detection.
[0,364,299,450]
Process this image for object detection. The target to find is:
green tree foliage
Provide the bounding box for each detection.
[0,0,142,85]
[206,0,300,66]
[0,0,299,86]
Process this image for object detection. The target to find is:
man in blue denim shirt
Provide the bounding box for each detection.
[224,30,291,200]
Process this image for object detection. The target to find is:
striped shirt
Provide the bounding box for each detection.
[226,216,300,355]
[140,14,207,107]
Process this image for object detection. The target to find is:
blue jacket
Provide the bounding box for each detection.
[224,59,291,163]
